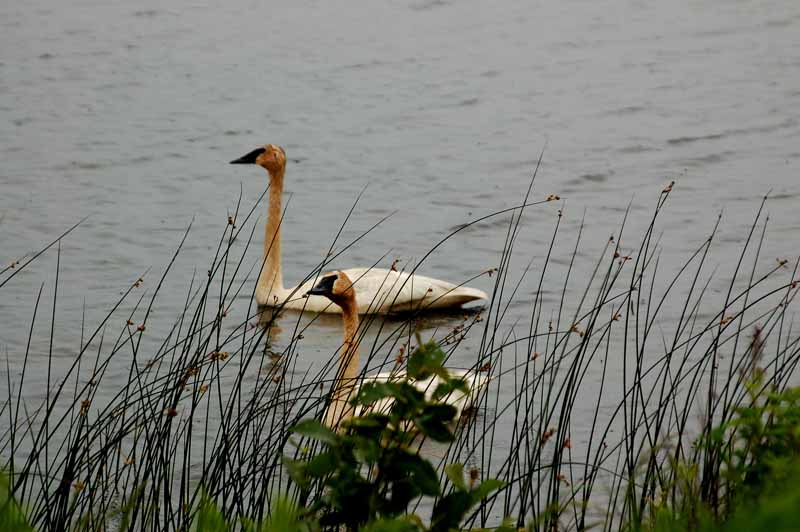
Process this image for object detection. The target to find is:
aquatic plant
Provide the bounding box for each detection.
[1,170,798,531]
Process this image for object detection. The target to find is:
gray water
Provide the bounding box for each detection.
[1,0,800,505]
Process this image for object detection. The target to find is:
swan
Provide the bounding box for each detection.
[306,270,488,429]
[230,144,488,314]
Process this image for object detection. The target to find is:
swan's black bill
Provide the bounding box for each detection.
[306,275,337,297]
[230,147,265,164]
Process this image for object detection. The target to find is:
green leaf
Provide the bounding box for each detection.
[0,470,33,532]
[429,475,504,532]
[282,456,309,488]
[384,479,421,514]
[388,383,427,416]
[290,419,338,445]
[470,478,504,503]
[414,419,454,443]
[402,454,441,497]
[347,414,390,445]
[195,494,230,532]
[421,403,457,424]
[407,340,447,380]
[353,433,382,464]
[347,413,390,430]
[430,491,473,532]
[432,378,468,401]
[305,451,338,478]
[322,477,374,528]
[260,495,319,532]
[445,463,466,491]
[361,516,421,532]
[415,404,457,442]
[355,382,402,406]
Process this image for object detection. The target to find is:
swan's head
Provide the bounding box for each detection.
[230,144,286,174]
[306,271,355,307]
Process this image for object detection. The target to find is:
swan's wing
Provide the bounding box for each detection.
[283,267,486,314]
[341,268,487,313]
[277,270,416,314]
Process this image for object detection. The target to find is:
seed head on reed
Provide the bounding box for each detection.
[541,427,556,447]
[208,351,228,362]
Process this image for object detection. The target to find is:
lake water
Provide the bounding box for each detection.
[1,0,800,520]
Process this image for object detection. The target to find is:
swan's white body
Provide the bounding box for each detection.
[261,268,489,314]
[306,271,488,430]
[231,144,488,314]
[349,369,487,419]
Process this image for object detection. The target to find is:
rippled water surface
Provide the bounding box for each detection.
[2,0,800,476]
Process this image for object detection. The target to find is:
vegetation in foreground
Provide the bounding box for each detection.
[1,181,799,531]
[4,352,800,531]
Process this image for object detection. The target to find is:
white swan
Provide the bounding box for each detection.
[306,271,488,429]
[230,144,488,314]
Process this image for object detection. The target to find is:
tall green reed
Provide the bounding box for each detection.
[0,175,797,531]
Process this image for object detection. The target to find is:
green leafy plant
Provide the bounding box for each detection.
[722,460,800,532]
[284,340,503,531]
[634,363,800,532]
[716,385,800,502]
[0,471,33,532]
[193,493,320,532]
[195,494,230,532]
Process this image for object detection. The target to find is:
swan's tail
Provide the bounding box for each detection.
[427,286,489,309]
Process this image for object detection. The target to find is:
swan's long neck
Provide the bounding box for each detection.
[339,300,360,383]
[325,298,360,428]
[259,167,285,302]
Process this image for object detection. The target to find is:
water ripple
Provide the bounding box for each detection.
[667,119,797,145]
